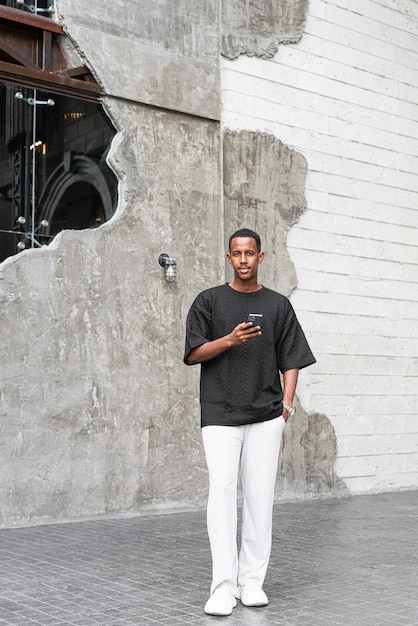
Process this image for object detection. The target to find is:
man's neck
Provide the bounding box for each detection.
[228,279,263,293]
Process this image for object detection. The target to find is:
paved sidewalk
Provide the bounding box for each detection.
[0,491,417,625]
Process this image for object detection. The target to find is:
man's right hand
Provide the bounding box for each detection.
[186,322,261,365]
[228,321,262,346]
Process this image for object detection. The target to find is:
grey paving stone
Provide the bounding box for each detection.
[0,492,417,625]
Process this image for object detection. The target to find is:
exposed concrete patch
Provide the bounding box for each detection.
[0,101,221,527]
[224,130,307,295]
[222,0,309,60]
[223,129,348,498]
[279,400,349,499]
[56,0,220,119]
[0,0,223,528]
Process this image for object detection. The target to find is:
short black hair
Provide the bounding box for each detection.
[229,228,261,252]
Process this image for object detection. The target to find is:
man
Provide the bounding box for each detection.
[184,228,316,616]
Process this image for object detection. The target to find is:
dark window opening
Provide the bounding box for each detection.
[0,82,117,263]
[0,0,55,18]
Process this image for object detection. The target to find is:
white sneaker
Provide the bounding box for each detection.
[204,587,237,616]
[236,582,269,607]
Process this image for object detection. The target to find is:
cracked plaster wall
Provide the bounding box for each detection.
[0,99,221,526]
[0,0,222,526]
[222,0,308,59]
[0,0,345,527]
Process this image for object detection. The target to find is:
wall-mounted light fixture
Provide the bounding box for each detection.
[158,253,177,283]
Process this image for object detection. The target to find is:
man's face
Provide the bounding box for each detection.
[227,237,264,282]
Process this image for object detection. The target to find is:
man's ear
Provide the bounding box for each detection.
[226,252,232,265]
[258,252,265,264]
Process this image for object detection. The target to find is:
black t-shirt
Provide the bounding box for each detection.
[184,284,316,427]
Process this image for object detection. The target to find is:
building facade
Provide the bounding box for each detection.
[0,0,417,527]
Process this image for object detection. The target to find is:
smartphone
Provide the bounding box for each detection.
[246,313,264,329]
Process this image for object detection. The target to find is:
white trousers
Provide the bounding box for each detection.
[202,416,286,595]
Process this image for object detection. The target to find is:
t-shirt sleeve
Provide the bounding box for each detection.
[276,299,316,373]
[183,291,212,365]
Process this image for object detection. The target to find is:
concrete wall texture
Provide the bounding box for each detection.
[0,0,416,527]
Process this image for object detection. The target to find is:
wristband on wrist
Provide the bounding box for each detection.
[282,403,295,416]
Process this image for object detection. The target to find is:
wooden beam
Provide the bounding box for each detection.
[55,66,91,78]
[0,39,38,69]
[0,59,103,102]
[0,6,64,35]
[0,6,104,102]
[42,30,52,71]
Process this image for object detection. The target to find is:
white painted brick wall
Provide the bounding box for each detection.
[221,0,418,494]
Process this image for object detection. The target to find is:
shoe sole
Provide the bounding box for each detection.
[240,599,269,607]
[204,609,233,616]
